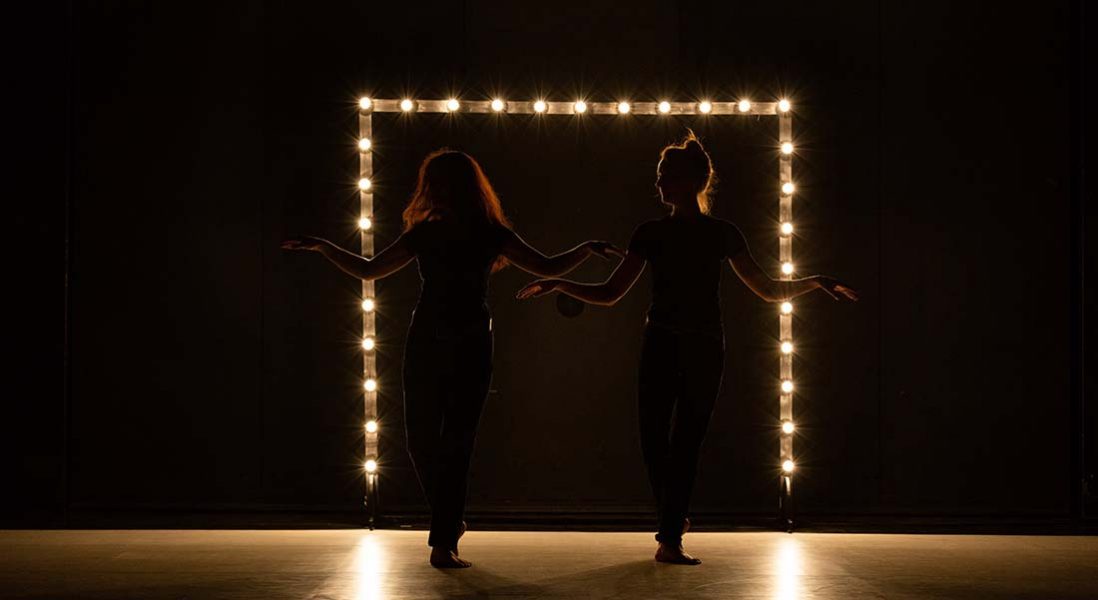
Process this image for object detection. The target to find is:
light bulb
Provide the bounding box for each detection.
[782,182,795,195]
[446,98,460,112]
[781,142,794,155]
[400,99,415,112]
[574,100,587,113]
[738,99,752,112]
[782,421,795,434]
[782,460,794,473]
[782,262,794,275]
[617,101,631,114]
[365,459,378,473]
[658,101,671,114]
[781,341,794,354]
[364,378,378,392]
[698,101,712,114]
[362,337,375,351]
[357,138,372,152]
[358,97,372,111]
[781,222,794,235]
[534,100,547,113]
[781,380,794,394]
[491,98,506,112]
[361,298,375,312]
[366,420,378,433]
[781,301,793,315]
[358,217,372,230]
[358,178,372,191]
[779,99,792,113]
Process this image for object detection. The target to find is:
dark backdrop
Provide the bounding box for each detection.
[5,0,1093,526]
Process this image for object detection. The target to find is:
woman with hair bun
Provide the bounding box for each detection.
[518,133,857,564]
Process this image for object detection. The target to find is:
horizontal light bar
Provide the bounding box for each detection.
[363,99,783,116]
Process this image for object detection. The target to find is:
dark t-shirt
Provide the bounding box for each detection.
[404,218,510,325]
[628,214,748,335]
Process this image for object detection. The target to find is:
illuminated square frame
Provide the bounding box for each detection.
[354,95,798,529]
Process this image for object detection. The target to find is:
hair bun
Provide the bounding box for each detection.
[684,138,706,153]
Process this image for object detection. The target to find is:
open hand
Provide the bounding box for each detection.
[281,236,328,252]
[817,276,859,302]
[585,241,626,260]
[516,279,562,299]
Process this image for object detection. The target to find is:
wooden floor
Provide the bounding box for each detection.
[1,529,1097,599]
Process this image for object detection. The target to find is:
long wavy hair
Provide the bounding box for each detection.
[658,131,717,214]
[402,150,511,271]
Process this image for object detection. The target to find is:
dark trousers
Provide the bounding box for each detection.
[403,314,493,550]
[638,323,724,545]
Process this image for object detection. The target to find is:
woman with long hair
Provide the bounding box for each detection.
[517,134,857,565]
[283,149,621,568]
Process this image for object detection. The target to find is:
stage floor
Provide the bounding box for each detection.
[1,529,1096,599]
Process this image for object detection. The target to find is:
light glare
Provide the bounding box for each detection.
[366,420,378,433]
[358,217,372,230]
[781,302,793,314]
[534,100,547,113]
[782,421,795,434]
[781,380,794,394]
[658,101,671,114]
[357,178,372,191]
[362,337,375,351]
[491,98,505,112]
[364,378,378,392]
[617,101,631,114]
[400,99,415,112]
[446,98,460,112]
[698,100,712,114]
[574,100,587,113]
[782,182,795,195]
[365,459,378,473]
[358,97,372,110]
[358,138,372,152]
[361,298,375,312]
[739,99,752,112]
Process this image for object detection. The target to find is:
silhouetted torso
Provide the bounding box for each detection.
[405,218,509,326]
[628,214,747,336]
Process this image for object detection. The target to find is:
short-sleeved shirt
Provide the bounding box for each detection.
[403,218,510,325]
[628,214,748,336]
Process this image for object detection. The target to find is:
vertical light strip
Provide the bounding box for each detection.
[778,110,794,526]
[358,104,379,516]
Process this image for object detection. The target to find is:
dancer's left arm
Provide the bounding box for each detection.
[282,235,415,281]
[515,252,646,306]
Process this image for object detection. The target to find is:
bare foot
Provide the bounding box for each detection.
[655,543,702,565]
[430,547,472,569]
[454,521,467,556]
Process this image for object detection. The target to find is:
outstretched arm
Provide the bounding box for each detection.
[282,234,415,281]
[501,229,623,277]
[728,249,858,302]
[516,252,646,306]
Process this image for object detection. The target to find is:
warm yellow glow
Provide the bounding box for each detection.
[534,100,547,113]
[358,178,372,191]
[357,138,372,152]
[617,101,631,114]
[400,99,415,112]
[351,535,387,600]
[698,100,712,114]
[779,99,792,113]
[574,100,587,113]
[774,535,803,600]
[782,460,795,473]
[781,380,794,394]
[738,99,752,112]
[358,97,372,111]
[366,420,378,433]
[364,378,378,392]
[446,98,460,112]
[781,341,794,354]
[782,182,795,195]
[362,337,375,351]
[780,222,794,235]
[358,217,372,231]
[782,262,794,275]
[491,98,506,112]
[365,459,378,473]
[361,298,375,312]
[781,301,794,315]
[782,421,795,434]
[658,101,671,114]
[781,142,794,155]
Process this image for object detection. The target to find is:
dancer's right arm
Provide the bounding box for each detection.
[500,229,623,277]
[281,235,414,281]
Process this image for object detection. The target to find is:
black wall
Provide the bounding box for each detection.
[6,0,1092,525]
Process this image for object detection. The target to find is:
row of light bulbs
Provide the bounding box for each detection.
[358,97,793,115]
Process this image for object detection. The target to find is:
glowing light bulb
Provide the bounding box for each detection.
[782,182,795,195]
[781,301,793,315]
[365,459,378,473]
[534,100,547,113]
[781,142,794,155]
[617,101,631,114]
[358,97,372,111]
[738,99,752,112]
[781,222,794,235]
[446,98,460,112]
[491,98,506,112]
[366,420,378,433]
[781,341,794,354]
[698,101,712,114]
[361,298,375,312]
[782,421,795,434]
[400,99,415,112]
[779,99,792,113]
[358,178,372,191]
[658,101,671,114]
[782,262,794,275]
[574,100,587,113]
[782,460,795,473]
[364,378,378,392]
[357,138,372,152]
[781,380,794,394]
[358,217,372,230]
[362,337,375,351]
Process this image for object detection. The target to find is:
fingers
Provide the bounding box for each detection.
[515,284,542,300]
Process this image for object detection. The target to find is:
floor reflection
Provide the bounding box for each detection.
[352,533,388,600]
[774,535,804,600]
